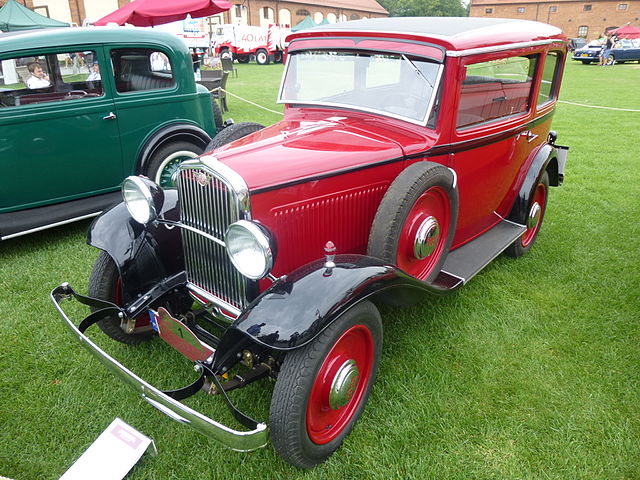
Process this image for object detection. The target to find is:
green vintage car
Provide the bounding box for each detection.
[0,27,218,240]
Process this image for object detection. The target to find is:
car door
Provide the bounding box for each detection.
[0,45,122,212]
[449,53,540,247]
[107,45,188,170]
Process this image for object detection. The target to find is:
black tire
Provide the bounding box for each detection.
[236,55,250,64]
[205,122,265,151]
[505,171,549,258]
[255,48,270,65]
[88,251,155,345]
[211,98,224,130]
[368,162,458,283]
[270,300,382,469]
[273,50,284,63]
[145,140,203,188]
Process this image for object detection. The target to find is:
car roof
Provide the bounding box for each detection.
[0,26,187,54]
[288,17,567,53]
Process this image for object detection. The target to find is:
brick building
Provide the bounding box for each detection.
[1,0,387,27]
[211,0,388,27]
[469,0,640,39]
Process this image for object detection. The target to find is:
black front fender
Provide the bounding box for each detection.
[88,189,184,304]
[212,255,448,371]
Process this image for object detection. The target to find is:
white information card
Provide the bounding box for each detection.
[60,418,156,480]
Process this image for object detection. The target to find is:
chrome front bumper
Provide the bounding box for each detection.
[50,283,268,452]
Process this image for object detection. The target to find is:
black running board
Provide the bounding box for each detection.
[439,219,527,285]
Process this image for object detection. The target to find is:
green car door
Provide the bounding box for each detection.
[0,45,123,213]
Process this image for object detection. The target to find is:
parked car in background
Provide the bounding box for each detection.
[608,38,640,63]
[0,27,218,240]
[571,40,603,63]
[53,17,569,469]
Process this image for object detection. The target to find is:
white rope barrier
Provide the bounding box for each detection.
[215,87,284,115]
[558,100,640,112]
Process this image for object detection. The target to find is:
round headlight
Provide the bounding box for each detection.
[225,220,274,280]
[122,176,163,224]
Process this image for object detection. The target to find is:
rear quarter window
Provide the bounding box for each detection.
[537,51,563,108]
[110,48,175,93]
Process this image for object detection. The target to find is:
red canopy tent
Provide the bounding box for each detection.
[94,0,231,27]
[611,24,640,39]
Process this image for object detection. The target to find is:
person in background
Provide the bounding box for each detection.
[87,62,101,81]
[599,33,615,66]
[26,62,50,89]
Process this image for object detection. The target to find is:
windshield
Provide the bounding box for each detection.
[279,50,442,125]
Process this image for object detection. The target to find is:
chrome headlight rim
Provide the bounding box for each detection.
[224,220,274,280]
[122,176,164,225]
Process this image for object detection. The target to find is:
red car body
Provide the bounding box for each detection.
[53,17,569,469]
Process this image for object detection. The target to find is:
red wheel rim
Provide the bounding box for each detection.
[521,182,547,247]
[396,186,450,280]
[115,278,150,329]
[306,325,374,445]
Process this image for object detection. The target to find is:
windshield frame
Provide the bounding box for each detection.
[277,49,444,127]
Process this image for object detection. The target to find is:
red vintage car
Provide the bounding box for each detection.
[53,17,569,468]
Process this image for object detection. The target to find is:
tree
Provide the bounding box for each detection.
[379,0,468,18]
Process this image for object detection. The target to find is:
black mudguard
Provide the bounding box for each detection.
[136,123,211,174]
[88,189,184,304]
[212,254,448,372]
[507,143,558,224]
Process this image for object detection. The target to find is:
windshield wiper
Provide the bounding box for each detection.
[402,54,434,90]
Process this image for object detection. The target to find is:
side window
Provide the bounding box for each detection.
[111,48,175,93]
[0,50,103,108]
[537,51,562,107]
[456,55,537,129]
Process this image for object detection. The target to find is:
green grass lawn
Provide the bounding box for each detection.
[0,59,638,480]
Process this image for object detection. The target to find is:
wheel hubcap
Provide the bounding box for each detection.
[527,202,541,229]
[413,216,440,259]
[397,186,450,280]
[329,359,360,410]
[521,182,547,247]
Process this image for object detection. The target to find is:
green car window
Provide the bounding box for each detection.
[0,50,103,108]
[111,48,175,93]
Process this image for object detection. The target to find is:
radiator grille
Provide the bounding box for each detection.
[177,165,249,311]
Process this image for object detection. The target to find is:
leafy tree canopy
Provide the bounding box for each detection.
[379,0,468,18]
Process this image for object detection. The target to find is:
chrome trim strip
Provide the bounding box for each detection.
[51,290,265,451]
[440,269,465,283]
[1,212,101,240]
[446,39,555,57]
[187,282,242,318]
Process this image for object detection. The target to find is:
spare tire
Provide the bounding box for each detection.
[205,122,265,151]
[368,161,458,283]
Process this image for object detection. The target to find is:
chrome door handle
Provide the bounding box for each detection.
[520,130,538,142]
[103,112,117,120]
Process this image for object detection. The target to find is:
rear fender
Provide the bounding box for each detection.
[508,143,556,224]
[136,123,211,174]
[88,189,184,304]
[212,255,443,372]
